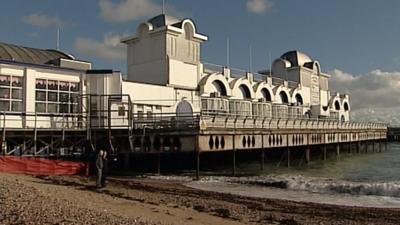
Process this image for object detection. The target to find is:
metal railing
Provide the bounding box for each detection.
[199,113,388,131]
[203,63,224,74]
[288,81,299,89]
[272,77,285,86]
[0,111,86,130]
[0,95,387,132]
[253,73,267,82]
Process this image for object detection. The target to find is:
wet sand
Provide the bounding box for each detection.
[1,172,400,225]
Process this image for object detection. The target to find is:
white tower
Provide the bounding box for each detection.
[121,14,208,89]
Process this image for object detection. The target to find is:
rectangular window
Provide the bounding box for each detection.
[70,82,79,92]
[118,106,126,116]
[48,103,58,113]
[0,75,10,86]
[59,104,69,113]
[0,100,9,111]
[0,74,24,112]
[59,93,69,102]
[59,81,69,91]
[36,79,46,89]
[70,93,78,103]
[35,79,80,114]
[12,89,23,100]
[0,88,10,99]
[36,91,46,101]
[36,103,46,113]
[11,77,23,87]
[48,92,58,102]
[11,101,23,111]
[48,80,58,90]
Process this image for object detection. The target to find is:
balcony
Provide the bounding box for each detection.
[229,99,253,116]
[252,101,272,118]
[200,97,229,115]
[272,104,289,119]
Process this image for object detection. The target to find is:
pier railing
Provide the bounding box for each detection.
[0,112,86,130]
[128,110,387,132]
[198,114,387,131]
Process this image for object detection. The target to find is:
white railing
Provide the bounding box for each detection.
[199,114,388,131]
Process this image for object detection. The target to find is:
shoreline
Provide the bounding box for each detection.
[1,172,400,225]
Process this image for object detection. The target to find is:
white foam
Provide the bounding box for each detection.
[187,181,400,208]
[186,175,400,208]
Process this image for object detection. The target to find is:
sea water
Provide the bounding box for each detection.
[184,143,400,208]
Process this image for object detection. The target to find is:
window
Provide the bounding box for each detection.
[0,100,10,111]
[35,78,80,114]
[0,75,10,86]
[0,88,10,98]
[12,89,23,99]
[36,91,46,101]
[0,74,24,112]
[118,106,126,116]
[48,92,58,102]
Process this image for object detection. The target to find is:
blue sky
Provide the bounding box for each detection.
[2,0,400,123]
[1,0,400,74]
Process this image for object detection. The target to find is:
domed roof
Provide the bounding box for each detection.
[0,42,74,66]
[280,50,313,67]
[147,14,181,29]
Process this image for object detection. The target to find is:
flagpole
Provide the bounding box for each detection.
[227,37,230,68]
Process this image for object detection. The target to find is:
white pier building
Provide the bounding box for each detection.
[0,14,386,168]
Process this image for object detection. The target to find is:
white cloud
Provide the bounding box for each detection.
[246,0,274,15]
[73,32,126,62]
[22,13,69,28]
[329,69,400,125]
[99,0,183,23]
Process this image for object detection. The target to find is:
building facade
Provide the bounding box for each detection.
[120,14,350,122]
[0,14,351,130]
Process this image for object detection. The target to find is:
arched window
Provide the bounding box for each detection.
[211,80,227,96]
[344,102,349,111]
[261,88,271,102]
[176,100,193,117]
[184,23,194,40]
[335,101,340,110]
[239,84,251,99]
[279,91,289,104]
[295,94,303,106]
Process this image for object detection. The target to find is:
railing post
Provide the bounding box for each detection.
[34,112,37,155]
[2,112,6,156]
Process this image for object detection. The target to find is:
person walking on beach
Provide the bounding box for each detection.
[96,150,104,188]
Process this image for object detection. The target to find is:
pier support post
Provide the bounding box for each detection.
[336,144,340,160]
[322,145,327,161]
[195,136,200,180]
[156,153,161,175]
[385,141,388,152]
[195,151,200,180]
[287,148,291,168]
[305,146,310,165]
[232,149,236,176]
[356,142,361,154]
[260,150,265,171]
[372,141,376,152]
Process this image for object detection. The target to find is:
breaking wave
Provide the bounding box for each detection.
[199,175,400,198]
[195,175,400,197]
